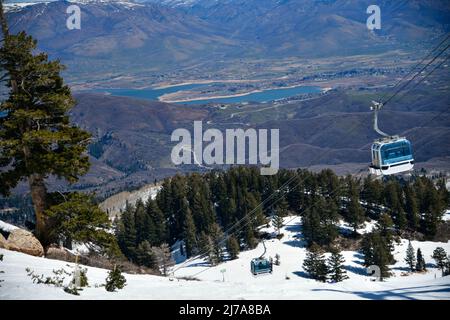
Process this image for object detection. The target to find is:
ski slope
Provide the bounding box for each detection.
[1,216,449,300]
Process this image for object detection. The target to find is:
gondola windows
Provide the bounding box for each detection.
[380,141,413,165]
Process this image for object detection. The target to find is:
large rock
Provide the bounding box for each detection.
[0,233,8,249]
[6,229,44,257]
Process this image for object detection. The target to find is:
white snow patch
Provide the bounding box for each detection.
[338,219,377,235]
[0,220,19,233]
[443,209,450,222]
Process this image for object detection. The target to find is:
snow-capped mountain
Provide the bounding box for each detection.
[135,0,221,8]
[4,0,450,83]
[3,0,143,12]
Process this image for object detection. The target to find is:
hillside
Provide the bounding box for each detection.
[1,216,450,299]
[99,183,161,218]
[56,84,449,196]
[5,0,450,82]
[6,0,245,82]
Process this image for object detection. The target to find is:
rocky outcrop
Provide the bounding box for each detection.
[6,229,44,257]
[0,233,8,249]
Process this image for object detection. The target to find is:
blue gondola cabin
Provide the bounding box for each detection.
[251,258,273,275]
[369,137,414,176]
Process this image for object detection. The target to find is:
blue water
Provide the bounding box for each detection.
[181,85,322,105]
[98,83,211,102]
[97,83,322,105]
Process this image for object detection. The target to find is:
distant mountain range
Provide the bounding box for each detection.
[5,0,450,80]
[3,0,450,196]
[5,0,245,80]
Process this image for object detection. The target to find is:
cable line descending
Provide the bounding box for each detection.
[250,240,273,276]
[369,36,449,176]
[173,36,450,277]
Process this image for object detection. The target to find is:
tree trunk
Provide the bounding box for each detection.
[29,174,50,247]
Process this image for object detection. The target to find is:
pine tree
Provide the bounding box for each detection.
[404,241,416,272]
[45,192,119,257]
[105,265,127,292]
[116,203,137,261]
[384,181,407,230]
[346,179,365,234]
[146,199,167,245]
[432,247,447,276]
[154,243,175,276]
[361,231,393,280]
[203,234,217,266]
[226,235,240,260]
[376,213,395,253]
[421,185,445,239]
[244,224,258,249]
[416,248,426,272]
[327,248,348,282]
[444,255,450,276]
[0,11,91,246]
[437,178,450,209]
[134,199,151,245]
[277,196,289,217]
[361,176,383,208]
[135,241,158,269]
[188,176,215,234]
[209,223,224,264]
[347,195,365,235]
[287,175,306,213]
[302,243,328,282]
[183,209,197,258]
[302,197,338,247]
[404,185,420,231]
[272,213,284,236]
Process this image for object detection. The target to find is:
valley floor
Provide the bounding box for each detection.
[1,217,449,300]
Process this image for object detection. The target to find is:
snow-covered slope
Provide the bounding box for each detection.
[1,216,449,300]
[136,0,220,8]
[0,220,19,233]
[3,1,51,12]
[99,184,161,218]
[171,216,450,299]
[3,0,144,12]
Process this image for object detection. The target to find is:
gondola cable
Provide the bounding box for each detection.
[381,42,450,107]
[368,40,449,175]
[188,112,450,279]
[171,37,450,276]
[182,54,450,277]
[388,54,450,106]
[377,33,450,104]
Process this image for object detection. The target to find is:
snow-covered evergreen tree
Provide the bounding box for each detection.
[432,247,447,276]
[405,241,416,272]
[327,248,348,282]
[105,265,126,292]
[416,248,426,272]
[303,244,328,282]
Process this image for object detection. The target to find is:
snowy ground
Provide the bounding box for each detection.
[1,216,449,300]
[443,210,450,222]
